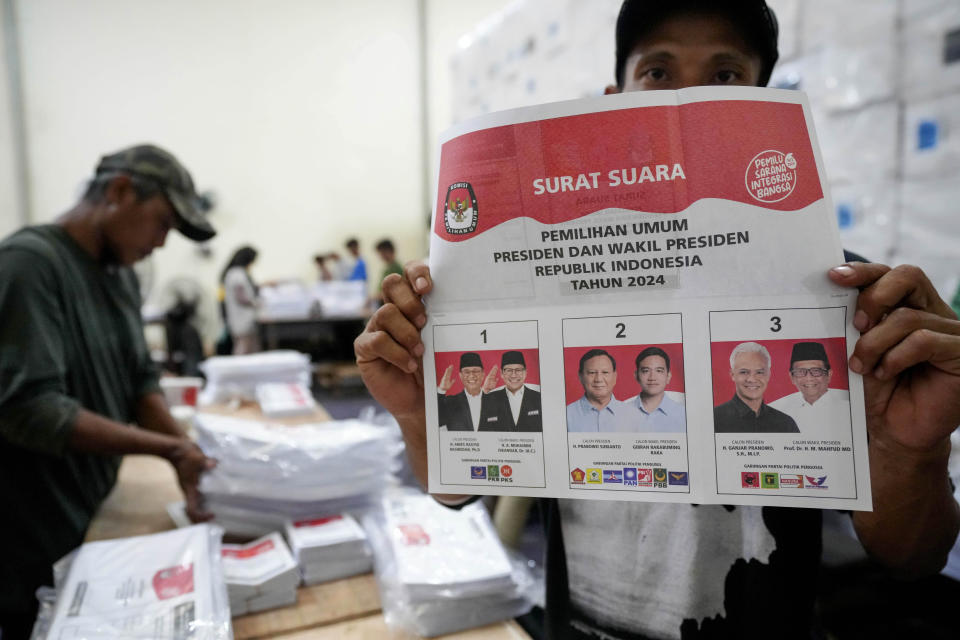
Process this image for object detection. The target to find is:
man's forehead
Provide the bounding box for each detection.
[460,366,483,373]
[638,355,667,369]
[629,11,759,59]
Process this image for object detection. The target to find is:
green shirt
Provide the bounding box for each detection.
[0,225,160,613]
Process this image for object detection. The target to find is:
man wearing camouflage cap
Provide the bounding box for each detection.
[0,144,216,639]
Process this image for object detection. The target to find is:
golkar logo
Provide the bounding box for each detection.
[745,149,797,203]
[443,182,478,235]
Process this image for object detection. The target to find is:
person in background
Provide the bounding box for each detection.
[355,1,960,637]
[220,245,260,354]
[375,238,403,304]
[315,252,342,281]
[344,237,367,281]
[0,144,218,640]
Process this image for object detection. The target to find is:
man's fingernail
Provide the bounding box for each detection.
[832,265,855,277]
[849,356,863,373]
[413,343,424,357]
[853,310,869,332]
[415,314,427,328]
[415,277,429,291]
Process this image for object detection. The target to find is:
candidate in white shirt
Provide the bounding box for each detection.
[621,346,687,433]
[480,351,542,432]
[769,341,851,439]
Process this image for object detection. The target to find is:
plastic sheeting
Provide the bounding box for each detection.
[31,525,231,640]
[364,492,537,637]
[198,351,311,405]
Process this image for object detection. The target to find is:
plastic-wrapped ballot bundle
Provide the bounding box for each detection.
[194,413,403,536]
[256,382,317,418]
[284,514,373,585]
[198,351,311,405]
[221,532,299,616]
[31,524,231,640]
[365,493,536,637]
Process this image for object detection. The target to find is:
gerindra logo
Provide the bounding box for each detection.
[745,149,797,203]
[443,182,478,235]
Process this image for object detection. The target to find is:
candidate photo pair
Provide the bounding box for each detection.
[435,338,851,437]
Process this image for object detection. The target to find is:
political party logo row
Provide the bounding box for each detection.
[470,465,514,482]
[741,472,828,490]
[570,467,687,488]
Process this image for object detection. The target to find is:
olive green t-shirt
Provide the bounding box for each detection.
[0,225,160,613]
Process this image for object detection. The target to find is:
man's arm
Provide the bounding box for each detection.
[354,262,469,504]
[136,392,186,438]
[829,262,960,576]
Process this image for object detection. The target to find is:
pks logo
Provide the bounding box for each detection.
[603,469,623,484]
[805,475,828,489]
[668,471,688,486]
[470,466,486,480]
[623,468,638,486]
[637,468,653,486]
[487,465,499,479]
[741,472,760,488]
[501,465,513,478]
[761,472,780,489]
[571,468,586,484]
[443,182,478,235]
[586,468,602,484]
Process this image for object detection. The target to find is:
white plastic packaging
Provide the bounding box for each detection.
[198,351,311,405]
[255,382,318,418]
[284,514,373,584]
[364,492,536,637]
[221,532,299,616]
[31,524,231,640]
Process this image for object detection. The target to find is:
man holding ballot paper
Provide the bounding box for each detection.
[356,1,960,638]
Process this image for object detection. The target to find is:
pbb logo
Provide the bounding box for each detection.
[571,468,586,484]
[805,475,828,489]
[470,466,486,480]
[653,468,667,487]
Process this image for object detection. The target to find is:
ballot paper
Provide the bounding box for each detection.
[221,532,299,616]
[424,87,871,510]
[256,382,318,418]
[42,524,230,640]
[284,514,373,584]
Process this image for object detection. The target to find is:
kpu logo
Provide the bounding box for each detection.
[443,182,478,235]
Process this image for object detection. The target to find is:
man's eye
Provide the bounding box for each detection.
[714,69,739,84]
[642,67,668,82]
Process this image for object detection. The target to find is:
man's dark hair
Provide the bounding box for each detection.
[578,349,616,374]
[376,239,395,253]
[83,173,163,204]
[345,238,359,250]
[635,346,670,371]
[614,0,779,89]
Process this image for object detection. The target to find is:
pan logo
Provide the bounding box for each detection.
[443,182,478,235]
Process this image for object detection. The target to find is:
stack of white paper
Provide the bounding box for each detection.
[258,282,317,320]
[36,524,231,640]
[284,514,372,585]
[221,532,299,616]
[198,351,311,405]
[256,382,318,418]
[194,413,401,536]
[366,493,534,637]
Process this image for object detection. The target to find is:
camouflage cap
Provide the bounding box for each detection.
[95,144,216,241]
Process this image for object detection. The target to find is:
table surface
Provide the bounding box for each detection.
[84,402,530,640]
